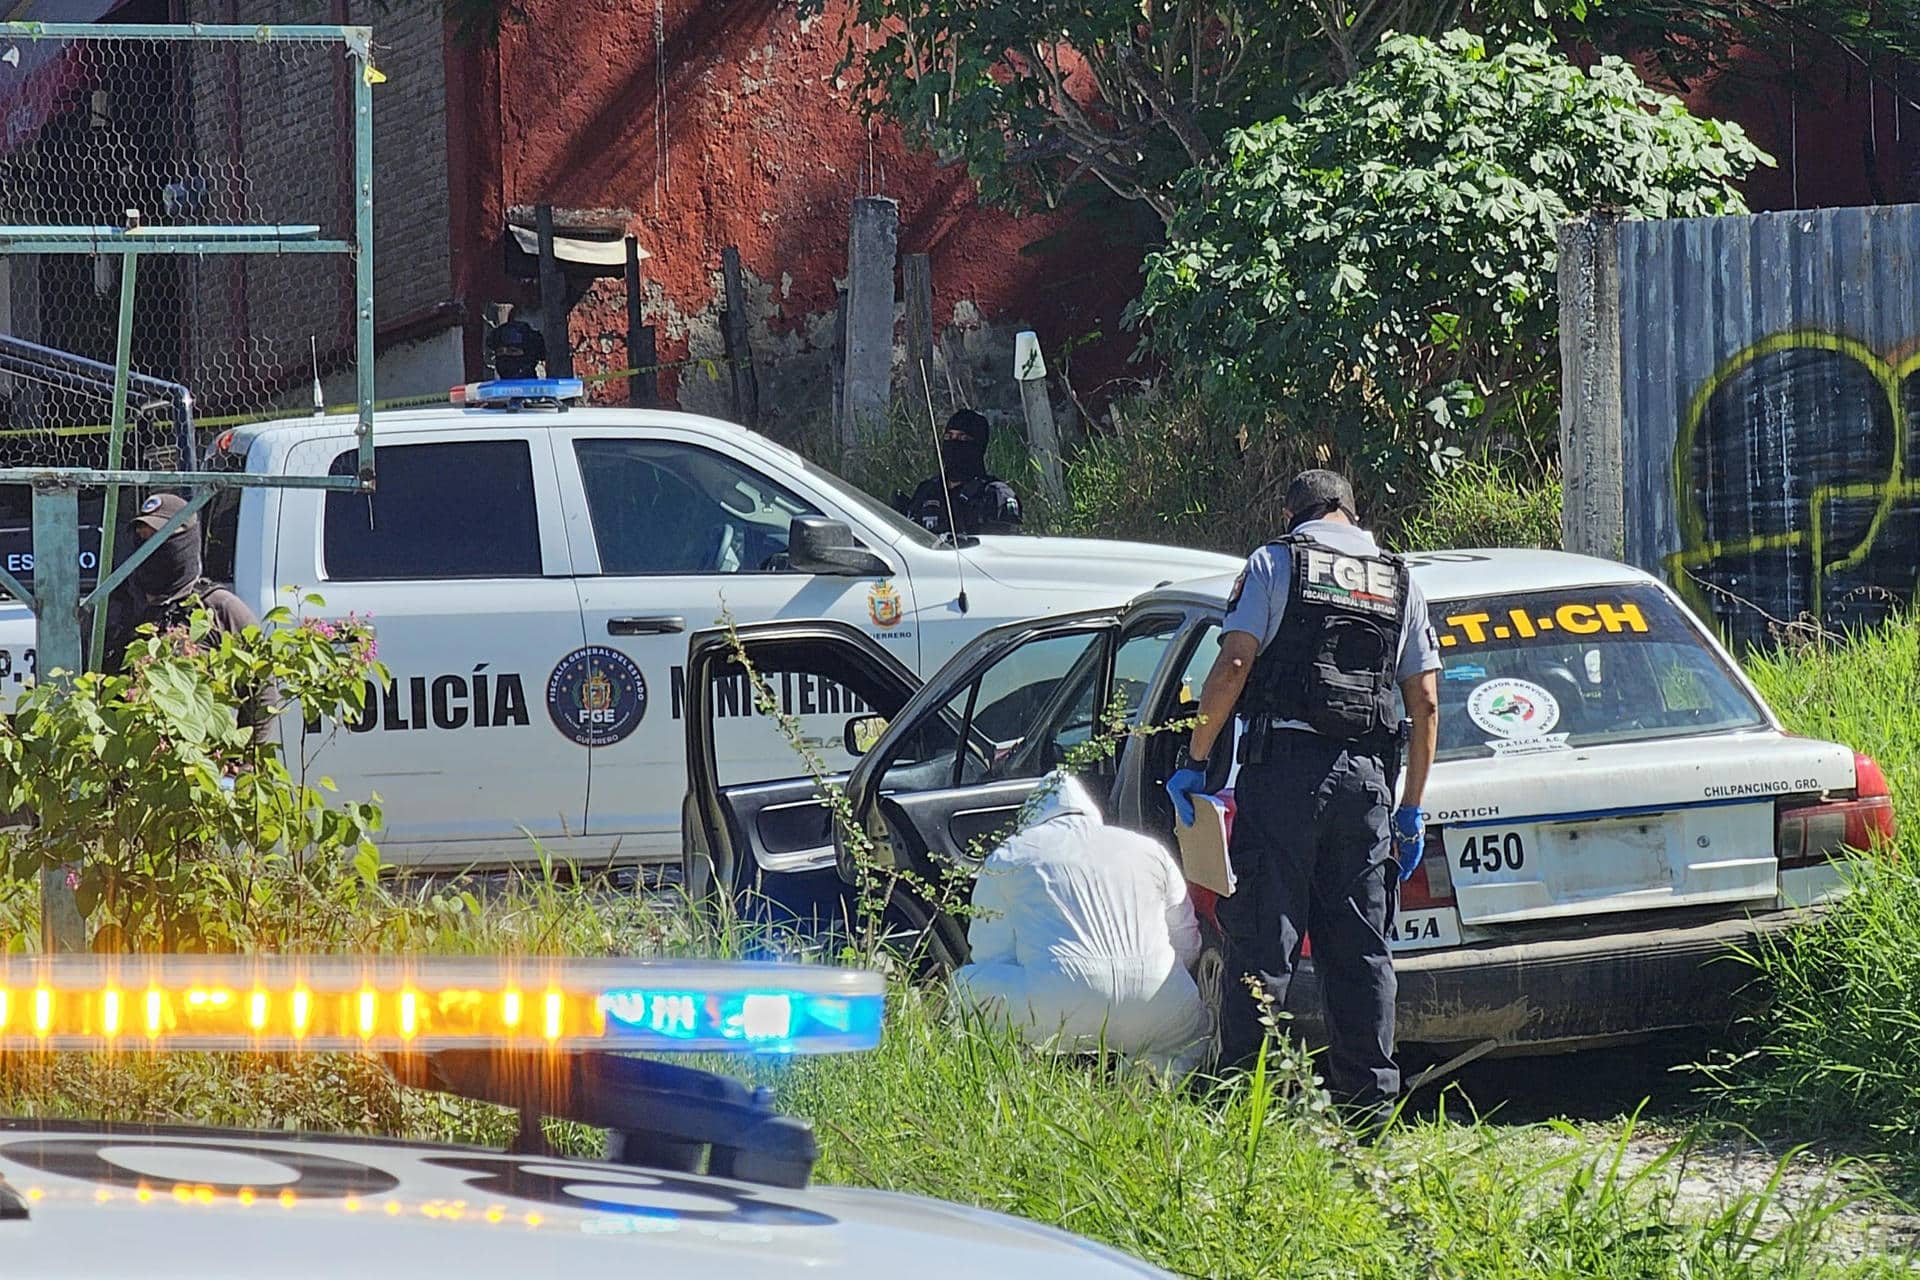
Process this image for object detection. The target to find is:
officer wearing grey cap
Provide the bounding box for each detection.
[1166,470,1440,1128]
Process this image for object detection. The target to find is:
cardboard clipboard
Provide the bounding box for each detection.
[1174,796,1235,897]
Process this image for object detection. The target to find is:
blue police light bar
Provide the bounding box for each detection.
[449,377,585,408]
[0,956,885,1055]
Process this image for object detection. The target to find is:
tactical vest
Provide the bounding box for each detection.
[1241,534,1407,740]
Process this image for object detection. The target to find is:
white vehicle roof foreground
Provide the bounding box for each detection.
[0,956,1169,1278]
[0,1126,1167,1279]
[1153,547,1660,611]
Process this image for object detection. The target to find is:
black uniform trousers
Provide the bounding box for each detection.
[1218,730,1400,1105]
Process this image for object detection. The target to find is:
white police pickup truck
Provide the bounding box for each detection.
[0,385,1236,871]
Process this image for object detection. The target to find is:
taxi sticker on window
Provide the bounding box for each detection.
[1436,599,1651,650]
[1488,732,1572,757]
[1465,677,1561,738]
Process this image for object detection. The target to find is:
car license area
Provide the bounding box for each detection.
[1387,908,1461,953]
[1452,814,1680,923]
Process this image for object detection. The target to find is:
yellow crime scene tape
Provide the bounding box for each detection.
[0,352,745,442]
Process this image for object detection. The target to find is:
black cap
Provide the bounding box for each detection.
[1284,469,1358,526]
[129,492,196,536]
[945,409,990,443]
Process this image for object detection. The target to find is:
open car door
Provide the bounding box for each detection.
[681,620,921,909]
[837,610,1145,963]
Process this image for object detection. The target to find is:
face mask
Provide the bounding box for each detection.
[130,531,200,599]
[941,437,987,479]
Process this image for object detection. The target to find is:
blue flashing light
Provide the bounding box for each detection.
[596,987,885,1055]
[450,377,585,409]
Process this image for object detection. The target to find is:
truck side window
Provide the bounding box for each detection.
[574,439,817,575]
[324,442,542,580]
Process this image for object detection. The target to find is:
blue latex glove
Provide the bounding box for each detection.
[1166,767,1210,827]
[1392,805,1427,882]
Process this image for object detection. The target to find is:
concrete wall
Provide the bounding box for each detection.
[1563,204,1920,648]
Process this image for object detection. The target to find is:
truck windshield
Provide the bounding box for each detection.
[1426,585,1768,760]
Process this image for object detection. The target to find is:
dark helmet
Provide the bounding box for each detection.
[487,318,547,379]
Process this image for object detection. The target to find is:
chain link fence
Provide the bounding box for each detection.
[0,28,364,467]
[0,23,371,573]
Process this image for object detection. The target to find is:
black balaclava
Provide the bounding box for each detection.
[1283,468,1359,532]
[941,409,990,482]
[127,495,204,601]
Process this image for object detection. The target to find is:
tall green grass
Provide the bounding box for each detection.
[769,997,1899,1278]
[1705,616,1920,1185]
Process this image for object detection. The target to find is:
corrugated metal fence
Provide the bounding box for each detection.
[1561,204,1920,648]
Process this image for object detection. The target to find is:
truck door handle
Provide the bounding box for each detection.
[607,615,685,636]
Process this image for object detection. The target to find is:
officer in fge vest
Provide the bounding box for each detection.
[1167,470,1440,1127]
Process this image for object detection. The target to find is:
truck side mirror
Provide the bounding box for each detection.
[844,714,888,757]
[788,516,891,577]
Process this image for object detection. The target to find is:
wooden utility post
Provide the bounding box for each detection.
[624,235,657,408]
[1014,330,1065,507]
[830,287,848,433]
[720,245,759,427]
[535,203,574,380]
[903,252,934,414]
[838,197,898,444]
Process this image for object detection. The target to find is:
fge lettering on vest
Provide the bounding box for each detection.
[1303,548,1398,602]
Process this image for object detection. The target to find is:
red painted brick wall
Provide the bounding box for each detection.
[459,0,1146,424]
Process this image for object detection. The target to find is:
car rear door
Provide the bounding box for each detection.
[275,427,588,860]
[682,619,922,904]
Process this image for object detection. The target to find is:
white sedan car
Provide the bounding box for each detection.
[683,549,1896,1053]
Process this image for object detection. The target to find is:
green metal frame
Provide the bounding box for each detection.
[0,22,379,950]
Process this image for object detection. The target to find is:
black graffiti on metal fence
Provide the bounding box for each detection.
[1666,331,1920,647]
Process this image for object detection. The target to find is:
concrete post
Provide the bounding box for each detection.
[903,252,934,414]
[1014,331,1066,507]
[1558,213,1624,559]
[839,197,898,444]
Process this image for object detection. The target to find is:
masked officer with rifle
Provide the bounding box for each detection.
[1167,470,1440,1128]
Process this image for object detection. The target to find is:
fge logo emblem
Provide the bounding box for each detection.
[1301,548,1400,614]
[546,646,648,747]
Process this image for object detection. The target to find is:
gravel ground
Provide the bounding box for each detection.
[1406,1033,1920,1266]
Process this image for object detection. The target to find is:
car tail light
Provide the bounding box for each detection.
[1400,828,1458,911]
[1776,753,1897,868]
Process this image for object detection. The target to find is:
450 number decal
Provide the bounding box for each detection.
[1456,831,1526,875]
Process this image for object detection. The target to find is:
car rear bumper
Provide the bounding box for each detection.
[1282,907,1812,1048]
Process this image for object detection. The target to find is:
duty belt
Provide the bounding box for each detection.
[1238,715,1399,765]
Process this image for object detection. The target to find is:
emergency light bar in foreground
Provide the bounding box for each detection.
[0,957,884,1055]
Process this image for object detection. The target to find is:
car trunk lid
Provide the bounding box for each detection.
[1423,733,1855,925]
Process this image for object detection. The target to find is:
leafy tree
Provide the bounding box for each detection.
[801,0,1590,222]
[1130,32,1769,474]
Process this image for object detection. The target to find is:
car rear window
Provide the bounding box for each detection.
[1426,585,1767,760]
[324,441,543,581]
